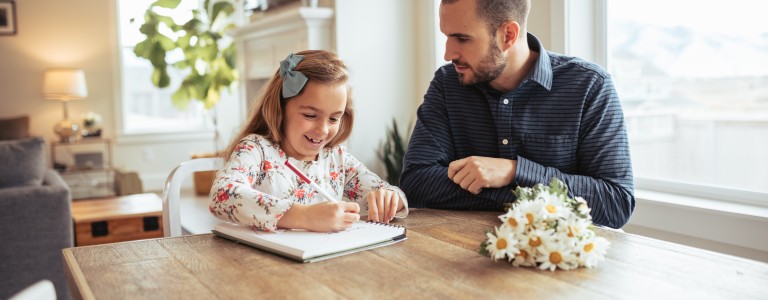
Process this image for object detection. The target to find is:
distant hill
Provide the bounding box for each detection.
[610,21,768,79]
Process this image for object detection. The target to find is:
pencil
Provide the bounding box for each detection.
[284,159,339,203]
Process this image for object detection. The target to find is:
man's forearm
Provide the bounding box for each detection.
[515,156,634,228]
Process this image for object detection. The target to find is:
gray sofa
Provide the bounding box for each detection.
[0,136,73,300]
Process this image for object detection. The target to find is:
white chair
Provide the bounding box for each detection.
[9,280,56,300]
[162,157,225,237]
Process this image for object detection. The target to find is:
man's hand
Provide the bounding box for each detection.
[447,156,517,194]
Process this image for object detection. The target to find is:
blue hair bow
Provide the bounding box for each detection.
[279,53,309,98]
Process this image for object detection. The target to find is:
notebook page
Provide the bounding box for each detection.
[260,222,404,258]
[215,221,405,259]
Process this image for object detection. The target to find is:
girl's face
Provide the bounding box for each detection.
[281,80,347,161]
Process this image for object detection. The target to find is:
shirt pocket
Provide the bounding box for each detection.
[520,134,577,172]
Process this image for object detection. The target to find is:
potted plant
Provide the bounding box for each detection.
[134,0,238,109]
[134,0,239,194]
[378,119,411,186]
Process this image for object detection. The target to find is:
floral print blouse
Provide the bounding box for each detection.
[209,134,409,231]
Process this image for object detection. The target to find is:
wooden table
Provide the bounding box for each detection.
[62,209,768,299]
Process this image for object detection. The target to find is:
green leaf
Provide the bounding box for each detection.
[479,240,491,256]
[133,40,151,59]
[205,85,220,109]
[211,1,234,23]
[224,43,238,69]
[139,22,157,35]
[152,68,171,88]
[203,44,219,61]
[378,118,411,185]
[156,34,176,51]
[151,0,181,9]
[173,59,192,69]
[177,33,191,48]
[171,84,191,110]
[148,43,168,68]
[182,19,205,34]
[155,15,179,29]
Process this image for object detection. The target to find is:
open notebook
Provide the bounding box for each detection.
[212,221,407,263]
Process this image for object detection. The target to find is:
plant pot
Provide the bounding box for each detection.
[192,153,218,196]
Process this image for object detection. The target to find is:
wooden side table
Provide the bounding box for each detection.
[71,193,163,246]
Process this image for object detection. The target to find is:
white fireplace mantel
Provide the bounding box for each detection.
[232,5,334,117]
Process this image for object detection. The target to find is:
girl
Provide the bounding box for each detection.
[210,50,408,232]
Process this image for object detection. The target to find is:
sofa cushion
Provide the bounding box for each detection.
[0,137,46,188]
[0,116,30,140]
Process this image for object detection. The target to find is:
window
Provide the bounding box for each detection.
[116,0,210,135]
[607,0,768,194]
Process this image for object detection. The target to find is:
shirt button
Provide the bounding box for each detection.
[503,99,509,105]
[502,139,509,145]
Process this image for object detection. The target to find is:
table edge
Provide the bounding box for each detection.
[62,248,95,300]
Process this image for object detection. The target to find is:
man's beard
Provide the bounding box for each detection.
[456,42,506,86]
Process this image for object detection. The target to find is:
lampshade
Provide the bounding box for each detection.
[44,68,88,143]
[43,68,88,100]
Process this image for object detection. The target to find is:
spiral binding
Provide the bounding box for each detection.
[365,220,404,228]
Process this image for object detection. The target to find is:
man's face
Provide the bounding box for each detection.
[440,0,507,85]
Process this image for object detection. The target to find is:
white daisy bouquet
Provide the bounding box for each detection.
[480,178,610,271]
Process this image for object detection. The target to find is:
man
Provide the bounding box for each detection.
[400,0,634,228]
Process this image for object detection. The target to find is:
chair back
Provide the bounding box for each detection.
[162,157,224,237]
[8,280,55,300]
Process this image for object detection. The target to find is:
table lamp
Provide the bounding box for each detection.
[43,68,88,143]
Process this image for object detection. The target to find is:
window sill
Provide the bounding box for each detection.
[115,131,215,146]
[629,187,768,260]
[635,189,768,222]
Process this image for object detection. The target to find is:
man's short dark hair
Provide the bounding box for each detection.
[442,0,531,36]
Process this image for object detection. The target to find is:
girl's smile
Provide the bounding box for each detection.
[281,81,347,161]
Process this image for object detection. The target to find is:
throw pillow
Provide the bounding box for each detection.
[0,116,30,140]
[0,137,46,188]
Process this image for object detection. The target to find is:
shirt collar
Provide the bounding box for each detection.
[526,33,553,91]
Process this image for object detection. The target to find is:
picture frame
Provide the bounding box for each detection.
[0,1,17,36]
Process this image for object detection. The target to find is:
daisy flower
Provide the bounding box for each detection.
[485,226,520,261]
[578,236,611,268]
[537,240,579,271]
[480,178,610,271]
[512,197,545,230]
[498,209,528,235]
[574,196,592,217]
[540,194,571,222]
[511,246,537,267]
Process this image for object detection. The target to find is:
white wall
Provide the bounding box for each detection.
[334,0,425,174]
[0,0,116,145]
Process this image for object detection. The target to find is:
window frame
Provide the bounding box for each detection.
[112,0,215,144]
[559,0,768,206]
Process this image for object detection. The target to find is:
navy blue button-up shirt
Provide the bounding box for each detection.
[401,33,634,228]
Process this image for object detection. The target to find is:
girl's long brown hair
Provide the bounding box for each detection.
[222,50,354,161]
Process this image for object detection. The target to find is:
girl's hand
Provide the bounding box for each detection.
[278,201,360,232]
[366,189,404,224]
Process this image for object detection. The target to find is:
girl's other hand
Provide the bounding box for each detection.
[366,189,404,224]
